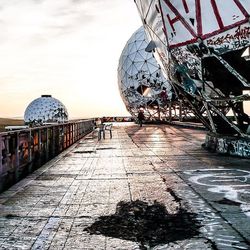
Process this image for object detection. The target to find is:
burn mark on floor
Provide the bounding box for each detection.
[84,200,201,249]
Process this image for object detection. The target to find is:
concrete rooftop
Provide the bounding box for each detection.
[0,123,249,249]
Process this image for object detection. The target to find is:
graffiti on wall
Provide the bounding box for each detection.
[230,140,250,157]
[160,0,250,48]
[207,25,250,47]
[206,24,250,56]
[205,134,250,158]
[217,138,250,157]
[217,138,229,154]
[134,0,250,137]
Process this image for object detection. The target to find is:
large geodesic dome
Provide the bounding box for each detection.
[133,1,250,135]
[24,95,68,125]
[118,26,172,121]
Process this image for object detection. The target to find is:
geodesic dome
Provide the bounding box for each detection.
[24,95,68,125]
[118,26,172,121]
[133,1,250,135]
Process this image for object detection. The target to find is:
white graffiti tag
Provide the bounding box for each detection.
[185,169,250,217]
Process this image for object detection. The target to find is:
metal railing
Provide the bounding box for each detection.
[0,119,95,192]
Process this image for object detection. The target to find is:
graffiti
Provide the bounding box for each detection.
[177,186,249,249]
[232,39,249,49]
[217,138,228,153]
[100,116,133,122]
[215,137,250,157]
[205,134,250,158]
[214,44,230,54]
[185,169,250,217]
[134,0,250,138]
[171,47,201,75]
[231,140,250,157]
[160,0,249,48]
[0,120,94,192]
[207,26,250,47]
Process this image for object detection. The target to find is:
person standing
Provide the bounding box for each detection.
[138,109,145,127]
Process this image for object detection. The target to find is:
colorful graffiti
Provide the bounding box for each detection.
[205,133,250,158]
[134,0,250,139]
[0,120,94,192]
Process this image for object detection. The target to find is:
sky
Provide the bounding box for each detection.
[0,0,142,119]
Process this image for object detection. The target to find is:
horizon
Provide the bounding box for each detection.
[1,1,250,119]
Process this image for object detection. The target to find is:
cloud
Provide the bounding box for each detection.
[0,0,97,46]
[0,0,142,118]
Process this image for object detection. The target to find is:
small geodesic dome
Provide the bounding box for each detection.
[118,26,172,121]
[24,95,68,125]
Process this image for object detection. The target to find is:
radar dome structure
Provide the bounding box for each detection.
[24,95,68,125]
[134,1,250,136]
[118,26,173,121]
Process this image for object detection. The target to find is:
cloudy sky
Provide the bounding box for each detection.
[0,0,141,118]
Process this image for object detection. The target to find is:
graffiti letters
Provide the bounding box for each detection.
[231,140,250,157]
[207,26,250,46]
[161,0,249,48]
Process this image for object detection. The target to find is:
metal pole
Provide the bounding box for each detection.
[38,129,41,152]
[15,132,20,180]
[179,100,183,122]
[46,128,49,160]
[16,132,20,169]
[52,126,56,156]
[28,130,32,162]
[169,102,172,122]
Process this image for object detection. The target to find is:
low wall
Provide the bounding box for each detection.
[203,132,250,158]
[0,119,95,192]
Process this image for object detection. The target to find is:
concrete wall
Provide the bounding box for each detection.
[0,119,95,192]
[204,132,250,158]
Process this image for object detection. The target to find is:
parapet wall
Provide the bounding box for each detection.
[204,133,250,158]
[0,119,95,192]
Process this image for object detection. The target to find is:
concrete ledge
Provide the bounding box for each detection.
[203,132,250,158]
[166,121,205,130]
[142,120,205,130]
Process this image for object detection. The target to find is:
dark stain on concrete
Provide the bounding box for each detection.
[96,147,116,150]
[84,200,201,249]
[216,198,242,206]
[73,150,96,154]
[166,188,182,203]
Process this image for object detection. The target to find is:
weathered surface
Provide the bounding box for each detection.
[0,123,249,249]
[204,132,250,158]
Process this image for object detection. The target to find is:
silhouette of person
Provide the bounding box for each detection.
[138,109,145,127]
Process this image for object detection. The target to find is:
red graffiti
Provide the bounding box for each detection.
[163,0,196,36]
[182,0,189,13]
[160,0,249,48]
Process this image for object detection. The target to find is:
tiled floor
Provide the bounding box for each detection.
[0,123,249,249]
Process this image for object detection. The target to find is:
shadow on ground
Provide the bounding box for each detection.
[84,200,201,249]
